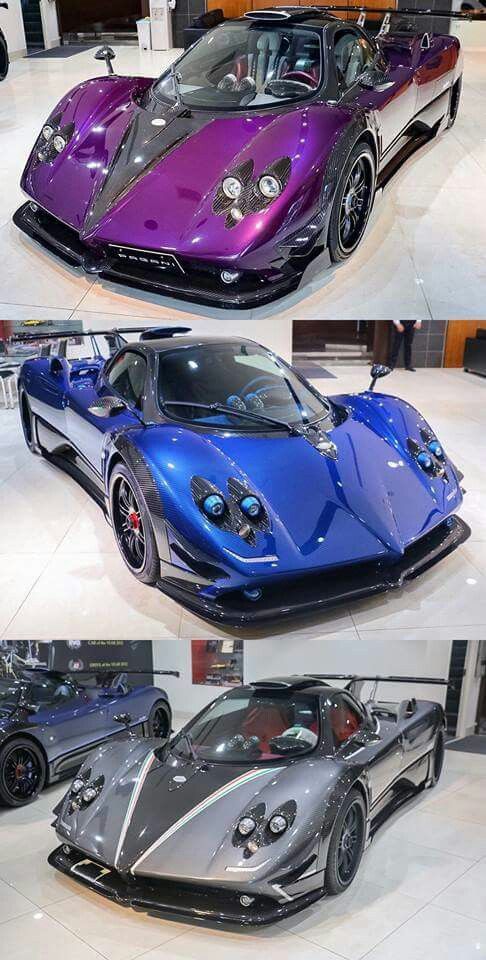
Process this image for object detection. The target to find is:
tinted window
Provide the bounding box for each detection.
[328,693,363,747]
[30,677,76,707]
[152,21,322,110]
[0,679,22,714]
[334,31,374,88]
[172,690,320,763]
[108,351,147,410]
[158,341,330,430]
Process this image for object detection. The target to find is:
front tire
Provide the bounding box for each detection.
[109,462,160,584]
[20,392,38,454]
[0,738,46,807]
[0,31,8,82]
[324,788,367,895]
[147,700,171,740]
[428,729,445,787]
[447,77,462,129]
[328,142,376,263]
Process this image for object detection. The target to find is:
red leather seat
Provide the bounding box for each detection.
[330,704,360,745]
[243,705,288,753]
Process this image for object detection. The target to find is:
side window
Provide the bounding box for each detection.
[107,350,147,410]
[329,693,363,747]
[334,30,375,89]
[30,678,76,707]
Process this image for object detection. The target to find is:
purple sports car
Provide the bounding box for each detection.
[14,6,469,307]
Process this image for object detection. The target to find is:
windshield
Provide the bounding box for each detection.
[171,689,320,763]
[158,342,330,430]
[152,21,322,110]
[0,679,22,716]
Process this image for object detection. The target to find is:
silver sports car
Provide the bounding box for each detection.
[49,674,446,925]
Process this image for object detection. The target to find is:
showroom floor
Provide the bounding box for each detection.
[1,43,486,324]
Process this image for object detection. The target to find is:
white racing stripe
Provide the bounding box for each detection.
[114,751,156,870]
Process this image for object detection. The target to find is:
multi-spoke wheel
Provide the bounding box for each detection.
[328,142,376,263]
[109,462,160,584]
[324,788,366,895]
[0,30,8,83]
[148,700,171,740]
[428,728,445,787]
[0,738,46,807]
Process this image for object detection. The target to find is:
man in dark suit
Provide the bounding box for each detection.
[389,320,422,371]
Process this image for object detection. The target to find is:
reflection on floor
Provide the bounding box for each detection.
[1,45,486,323]
[0,746,485,959]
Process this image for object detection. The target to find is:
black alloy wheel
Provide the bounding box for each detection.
[113,475,147,573]
[430,729,445,786]
[20,392,36,452]
[447,77,462,129]
[0,739,46,807]
[0,30,8,82]
[324,788,366,895]
[328,142,376,263]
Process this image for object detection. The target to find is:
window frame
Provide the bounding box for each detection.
[326,690,367,752]
[105,347,149,413]
[332,25,378,96]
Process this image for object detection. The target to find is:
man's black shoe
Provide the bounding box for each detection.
[405,366,416,372]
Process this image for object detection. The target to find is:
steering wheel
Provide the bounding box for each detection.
[241,375,280,398]
[281,70,317,88]
[268,735,311,755]
[218,73,237,90]
[265,79,314,98]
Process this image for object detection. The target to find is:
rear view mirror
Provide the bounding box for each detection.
[88,396,127,418]
[114,712,132,728]
[95,44,116,76]
[369,363,391,392]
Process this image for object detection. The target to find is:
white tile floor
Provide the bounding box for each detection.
[1,45,486,324]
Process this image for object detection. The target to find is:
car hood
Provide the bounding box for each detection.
[55,738,337,882]
[136,392,463,576]
[21,76,350,259]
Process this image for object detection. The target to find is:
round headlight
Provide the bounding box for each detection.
[268,814,288,835]
[428,440,443,458]
[237,816,256,836]
[222,176,243,200]
[82,786,98,804]
[240,495,262,520]
[71,778,84,794]
[258,175,281,199]
[417,451,433,471]
[53,134,67,153]
[202,493,226,518]
[42,125,54,141]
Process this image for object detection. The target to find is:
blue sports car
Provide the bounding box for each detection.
[17,327,470,625]
[0,668,176,807]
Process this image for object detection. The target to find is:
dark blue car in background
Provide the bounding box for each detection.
[16,326,470,625]
[0,668,175,807]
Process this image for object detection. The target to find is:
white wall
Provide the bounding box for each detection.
[1,0,26,58]
[154,629,453,717]
[39,0,60,49]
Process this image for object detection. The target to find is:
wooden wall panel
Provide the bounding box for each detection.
[444,321,486,368]
[206,0,397,25]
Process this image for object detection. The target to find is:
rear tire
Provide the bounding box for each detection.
[0,31,8,82]
[109,462,160,584]
[0,737,46,807]
[447,77,462,129]
[147,700,171,740]
[328,142,376,263]
[428,729,445,787]
[324,788,366,895]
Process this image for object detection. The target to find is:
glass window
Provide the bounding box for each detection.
[0,679,22,715]
[29,677,76,707]
[171,689,320,763]
[158,341,330,431]
[107,350,147,410]
[328,693,363,747]
[152,21,322,110]
[334,31,375,88]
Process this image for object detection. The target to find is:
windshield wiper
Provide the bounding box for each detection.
[162,400,302,435]
[171,64,182,108]
[177,731,198,761]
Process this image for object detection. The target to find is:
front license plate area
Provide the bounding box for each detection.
[71,857,112,884]
[109,245,185,274]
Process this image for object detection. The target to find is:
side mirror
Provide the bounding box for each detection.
[20,701,39,714]
[114,712,132,729]
[88,396,127,418]
[369,363,391,392]
[94,44,116,76]
[359,68,392,93]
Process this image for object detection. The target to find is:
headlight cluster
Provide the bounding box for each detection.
[67,771,104,813]
[36,114,75,164]
[191,475,268,544]
[234,800,297,855]
[408,431,447,480]
[213,157,292,230]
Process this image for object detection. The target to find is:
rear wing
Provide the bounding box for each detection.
[308,673,448,700]
[8,325,191,358]
[311,5,486,31]
[4,665,180,687]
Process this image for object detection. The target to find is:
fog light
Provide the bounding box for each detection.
[29,202,39,212]
[243,587,262,602]
[240,895,255,907]
[221,270,241,284]
[62,845,71,855]
[231,207,243,222]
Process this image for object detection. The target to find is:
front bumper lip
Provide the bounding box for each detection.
[48,845,321,926]
[13,201,302,309]
[158,515,471,626]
